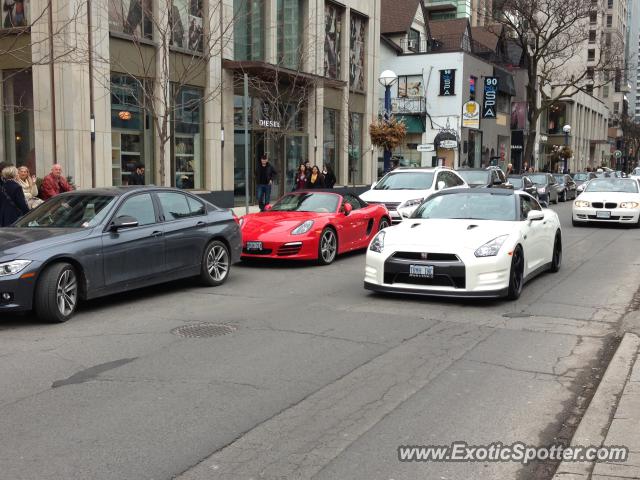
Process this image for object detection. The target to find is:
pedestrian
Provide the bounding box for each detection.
[0,165,29,227]
[307,165,325,189]
[294,163,308,190]
[129,163,145,185]
[17,166,43,209]
[506,163,513,176]
[528,166,534,174]
[256,154,277,211]
[322,163,336,188]
[40,164,73,200]
[522,162,529,174]
[391,159,400,170]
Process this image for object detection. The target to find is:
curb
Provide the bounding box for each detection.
[553,332,640,479]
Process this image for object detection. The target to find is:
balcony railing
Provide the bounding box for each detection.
[398,35,493,55]
[378,97,427,115]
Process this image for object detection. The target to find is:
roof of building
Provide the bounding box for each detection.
[428,18,469,41]
[470,25,502,50]
[380,0,421,34]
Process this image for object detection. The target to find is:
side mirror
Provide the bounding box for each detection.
[527,210,544,222]
[110,215,139,231]
[264,204,273,211]
[437,180,446,190]
[343,202,353,216]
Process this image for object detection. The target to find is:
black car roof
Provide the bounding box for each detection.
[61,186,191,197]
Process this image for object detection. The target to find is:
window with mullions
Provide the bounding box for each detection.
[234,0,265,61]
[324,2,343,79]
[108,0,153,39]
[173,86,204,190]
[169,0,203,51]
[350,13,367,90]
[277,0,304,69]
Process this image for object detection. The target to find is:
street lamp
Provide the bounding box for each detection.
[562,124,571,173]
[378,70,398,173]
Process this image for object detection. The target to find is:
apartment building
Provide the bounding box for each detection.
[0,0,381,206]
[628,0,639,121]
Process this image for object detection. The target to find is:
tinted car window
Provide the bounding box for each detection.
[15,194,116,228]
[116,194,157,226]
[413,192,517,221]
[158,192,192,220]
[528,174,548,186]
[186,195,206,215]
[374,172,435,190]
[457,170,490,186]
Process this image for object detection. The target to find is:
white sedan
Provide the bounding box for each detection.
[364,189,562,300]
[572,178,640,226]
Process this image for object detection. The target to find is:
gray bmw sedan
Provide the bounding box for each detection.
[0,187,241,323]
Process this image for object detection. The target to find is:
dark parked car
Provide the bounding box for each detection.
[456,168,512,189]
[553,174,577,201]
[508,175,538,199]
[572,171,597,186]
[528,173,559,206]
[0,187,242,323]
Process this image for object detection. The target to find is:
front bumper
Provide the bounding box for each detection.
[573,207,640,224]
[0,274,36,312]
[364,248,512,298]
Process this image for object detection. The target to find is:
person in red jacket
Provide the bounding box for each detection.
[40,164,73,200]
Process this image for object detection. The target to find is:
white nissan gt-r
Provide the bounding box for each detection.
[572,178,640,226]
[364,189,562,300]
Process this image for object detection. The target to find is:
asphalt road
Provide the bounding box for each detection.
[1,201,640,480]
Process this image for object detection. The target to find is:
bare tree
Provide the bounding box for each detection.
[621,115,640,168]
[480,0,626,166]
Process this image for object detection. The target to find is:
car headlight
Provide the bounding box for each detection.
[537,187,546,193]
[369,231,385,253]
[474,235,509,257]
[620,202,640,208]
[0,260,32,277]
[291,220,314,235]
[574,200,590,208]
[399,198,423,209]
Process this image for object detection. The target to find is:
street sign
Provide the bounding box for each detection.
[614,150,622,158]
[417,144,435,152]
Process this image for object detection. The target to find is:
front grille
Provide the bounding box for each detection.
[605,202,617,209]
[277,244,302,256]
[242,247,273,255]
[392,252,459,262]
[592,202,604,208]
[383,202,401,211]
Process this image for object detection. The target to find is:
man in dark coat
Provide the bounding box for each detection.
[1,165,29,227]
[255,155,277,211]
[129,164,146,185]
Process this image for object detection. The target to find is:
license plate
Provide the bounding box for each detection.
[246,241,263,251]
[409,265,434,278]
[596,211,611,219]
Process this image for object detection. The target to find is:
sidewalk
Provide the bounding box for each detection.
[554,327,640,479]
[231,205,260,216]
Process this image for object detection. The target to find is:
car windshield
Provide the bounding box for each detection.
[509,178,523,188]
[271,193,340,213]
[595,171,612,178]
[553,175,565,184]
[585,178,639,193]
[573,173,589,181]
[412,192,517,221]
[373,171,434,190]
[457,170,489,186]
[528,174,548,186]
[14,194,116,228]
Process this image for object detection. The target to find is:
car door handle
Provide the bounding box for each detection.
[151,231,163,237]
[196,221,206,227]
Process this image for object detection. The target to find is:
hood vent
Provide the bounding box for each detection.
[411,223,421,228]
[467,224,478,230]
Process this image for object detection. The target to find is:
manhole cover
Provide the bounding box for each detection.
[171,323,237,338]
[502,312,532,318]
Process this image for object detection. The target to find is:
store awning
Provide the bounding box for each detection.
[397,114,425,134]
[494,66,516,96]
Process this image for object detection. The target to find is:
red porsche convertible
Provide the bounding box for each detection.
[240,191,390,265]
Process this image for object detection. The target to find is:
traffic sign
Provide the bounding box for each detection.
[417,144,435,152]
[614,150,622,158]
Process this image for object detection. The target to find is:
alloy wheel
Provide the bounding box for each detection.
[207,244,229,282]
[379,218,390,231]
[320,230,337,263]
[56,269,78,317]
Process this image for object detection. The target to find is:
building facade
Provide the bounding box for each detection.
[0,0,381,206]
[628,0,639,121]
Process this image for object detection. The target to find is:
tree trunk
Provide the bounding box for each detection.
[523,64,539,171]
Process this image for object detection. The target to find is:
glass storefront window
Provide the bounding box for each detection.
[2,0,29,28]
[324,3,342,79]
[323,108,339,174]
[277,0,303,69]
[108,0,153,39]
[348,112,363,184]
[173,86,203,190]
[349,13,366,91]
[234,0,265,61]
[2,70,34,172]
[110,74,152,186]
[285,136,308,189]
[169,0,203,51]
[547,103,567,135]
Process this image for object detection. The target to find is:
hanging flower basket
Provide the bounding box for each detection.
[369,116,407,151]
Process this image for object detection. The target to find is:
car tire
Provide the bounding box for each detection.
[34,262,79,323]
[378,217,390,231]
[318,227,338,265]
[507,246,524,300]
[550,233,562,273]
[560,191,566,202]
[201,240,231,286]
